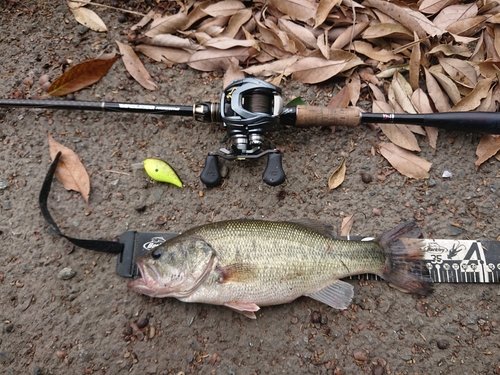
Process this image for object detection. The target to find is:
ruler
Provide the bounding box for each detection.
[116,231,500,283]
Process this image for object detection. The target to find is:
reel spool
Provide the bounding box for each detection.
[200,78,286,187]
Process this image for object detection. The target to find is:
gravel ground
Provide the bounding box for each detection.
[1,2,499,374]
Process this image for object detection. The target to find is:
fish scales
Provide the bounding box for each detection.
[128,220,432,319]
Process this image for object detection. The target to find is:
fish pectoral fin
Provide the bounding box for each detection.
[224,301,260,319]
[306,280,354,310]
[216,264,258,283]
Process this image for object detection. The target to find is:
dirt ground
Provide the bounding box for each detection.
[1,2,500,375]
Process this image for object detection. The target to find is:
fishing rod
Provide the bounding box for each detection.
[2,77,500,187]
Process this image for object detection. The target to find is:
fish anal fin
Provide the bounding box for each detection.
[224,301,260,319]
[216,263,257,283]
[306,280,354,310]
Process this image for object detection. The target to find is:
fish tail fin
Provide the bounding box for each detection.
[375,221,432,296]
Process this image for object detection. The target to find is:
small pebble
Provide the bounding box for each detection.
[137,317,149,329]
[39,74,50,85]
[361,172,373,183]
[118,14,127,23]
[311,311,321,324]
[122,326,133,336]
[155,216,167,225]
[353,348,369,362]
[290,317,299,324]
[437,339,449,349]
[58,267,76,280]
[372,364,385,375]
[372,207,381,216]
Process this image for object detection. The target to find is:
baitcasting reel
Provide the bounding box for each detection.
[200,78,286,187]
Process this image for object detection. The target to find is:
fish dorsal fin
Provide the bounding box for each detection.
[224,301,260,319]
[216,263,258,283]
[288,219,337,238]
[306,280,354,310]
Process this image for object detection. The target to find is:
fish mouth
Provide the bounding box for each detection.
[127,261,162,297]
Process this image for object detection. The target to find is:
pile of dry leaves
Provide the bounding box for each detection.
[60,0,500,182]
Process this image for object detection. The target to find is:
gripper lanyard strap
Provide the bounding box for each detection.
[39,152,124,254]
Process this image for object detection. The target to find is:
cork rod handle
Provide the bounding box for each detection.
[293,106,362,128]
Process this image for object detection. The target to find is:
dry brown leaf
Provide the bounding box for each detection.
[66,0,90,9]
[203,1,245,17]
[69,6,107,32]
[47,56,119,96]
[424,68,451,112]
[317,32,330,60]
[197,15,230,36]
[438,57,476,88]
[363,0,427,40]
[315,0,338,29]
[378,142,431,179]
[352,41,401,63]
[220,8,253,38]
[347,74,360,107]
[269,0,317,26]
[223,58,245,88]
[479,60,500,81]
[285,57,347,84]
[428,68,461,104]
[135,45,192,64]
[278,18,317,49]
[369,83,386,102]
[340,214,355,237]
[328,157,347,190]
[203,37,258,50]
[331,22,369,50]
[475,134,500,167]
[116,40,158,91]
[451,78,493,111]
[373,101,421,152]
[145,13,189,38]
[47,133,90,204]
[145,34,198,50]
[411,89,438,149]
[446,16,488,37]
[187,47,256,71]
[391,72,417,114]
[362,23,413,40]
[419,0,459,15]
[242,56,299,77]
[328,85,350,108]
[433,3,478,30]
[409,35,421,91]
[428,44,472,57]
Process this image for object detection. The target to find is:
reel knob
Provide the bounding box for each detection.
[262,152,285,186]
[200,155,222,187]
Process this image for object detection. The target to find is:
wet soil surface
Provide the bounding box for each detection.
[1,2,499,375]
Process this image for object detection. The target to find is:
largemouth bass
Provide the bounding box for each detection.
[128,220,431,319]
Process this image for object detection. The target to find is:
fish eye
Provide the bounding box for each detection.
[151,247,164,260]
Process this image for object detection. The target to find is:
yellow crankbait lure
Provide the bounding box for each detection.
[143,158,183,187]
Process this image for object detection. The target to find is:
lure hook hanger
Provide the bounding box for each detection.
[1,77,500,187]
